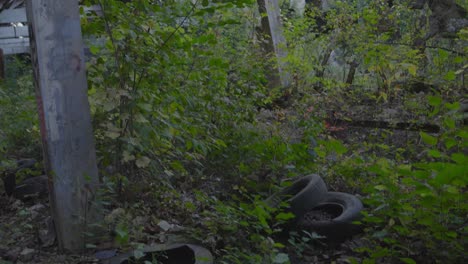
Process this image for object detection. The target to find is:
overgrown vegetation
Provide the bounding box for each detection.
[1,0,466,263]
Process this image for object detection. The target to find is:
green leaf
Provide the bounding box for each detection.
[115,228,127,238]
[329,139,348,155]
[134,250,145,259]
[115,223,129,245]
[374,185,387,191]
[451,153,467,164]
[400,258,416,264]
[372,230,388,239]
[314,148,326,158]
[428,149,441,158]
[407,64,417,76]
[417,215,434,226]
[446,186,459,194]
[444,71,456,81]
[273,242,285,248]
[123,151,135,162]
[186,140,193,150]
[428,96,442,107]
[420,132,438,146]
[273,253,290,263]
[438,49,449,60]
[170,160,185,172]
[371,247,390,258]
[444,138,457,150]
[275,212,295,221]
[89,45,100,55]
[105,130,120,140]
[85,243,97,249]
[446,231,457,238]
[443,118,456,129]
[457,130,468,138]
[136,156,151,168]
[445,102,460,111]
[214,139,227,148]
[135,114,149,123]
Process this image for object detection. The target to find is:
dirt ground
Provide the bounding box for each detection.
[0,93,443,263]
[0,193,370,264]
[0,194,100,263]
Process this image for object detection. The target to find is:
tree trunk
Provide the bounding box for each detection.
[316,47,332,79]
[346,60,359,85]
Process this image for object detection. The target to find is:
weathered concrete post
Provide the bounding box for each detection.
[26,0,100,252]
[257,0,292,88]
[289,0,306,17]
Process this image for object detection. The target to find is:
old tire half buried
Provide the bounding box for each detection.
[297,191,363,242]
[265,174,328,219]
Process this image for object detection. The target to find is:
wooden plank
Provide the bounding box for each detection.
[14,26,28,37]
[0,43,29,54]
[0,5,102,55]
[0,37,30,54]
[1,47,29,55]
[0,27,16,38]
[0,37,30,45]
[0,26,29,38]
[0,8,28,23]
[26,0,101,252]
[0,38,99,55]
[0,6,102,24]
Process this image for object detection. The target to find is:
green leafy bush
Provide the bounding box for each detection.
[336,99,468,263]
[82,0,268,184]
[0,57,40,161]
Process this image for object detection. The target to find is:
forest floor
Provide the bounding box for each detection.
[0,90,450,264]
[0,194,371,264]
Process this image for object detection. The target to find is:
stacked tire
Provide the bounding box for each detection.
[266,174,363,243]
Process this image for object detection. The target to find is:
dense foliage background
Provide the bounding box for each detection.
[1,0,466,263]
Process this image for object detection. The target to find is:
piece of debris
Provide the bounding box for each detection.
[158,220,173,232]
[39,216,55,247]
[19,248,35,262]
[95,249,118,260]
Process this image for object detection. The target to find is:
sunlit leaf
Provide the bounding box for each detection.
[444,71,456,81]
[420,132,438,146]
[400,258,416,264]
[135,156,151,168]
[428,96,442,107]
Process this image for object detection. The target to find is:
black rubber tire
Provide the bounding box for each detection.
[297,191,363,242]
[2,159,38,196]
[13,175,48,200]
[16,159,37,170]
[265,174,328,219]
